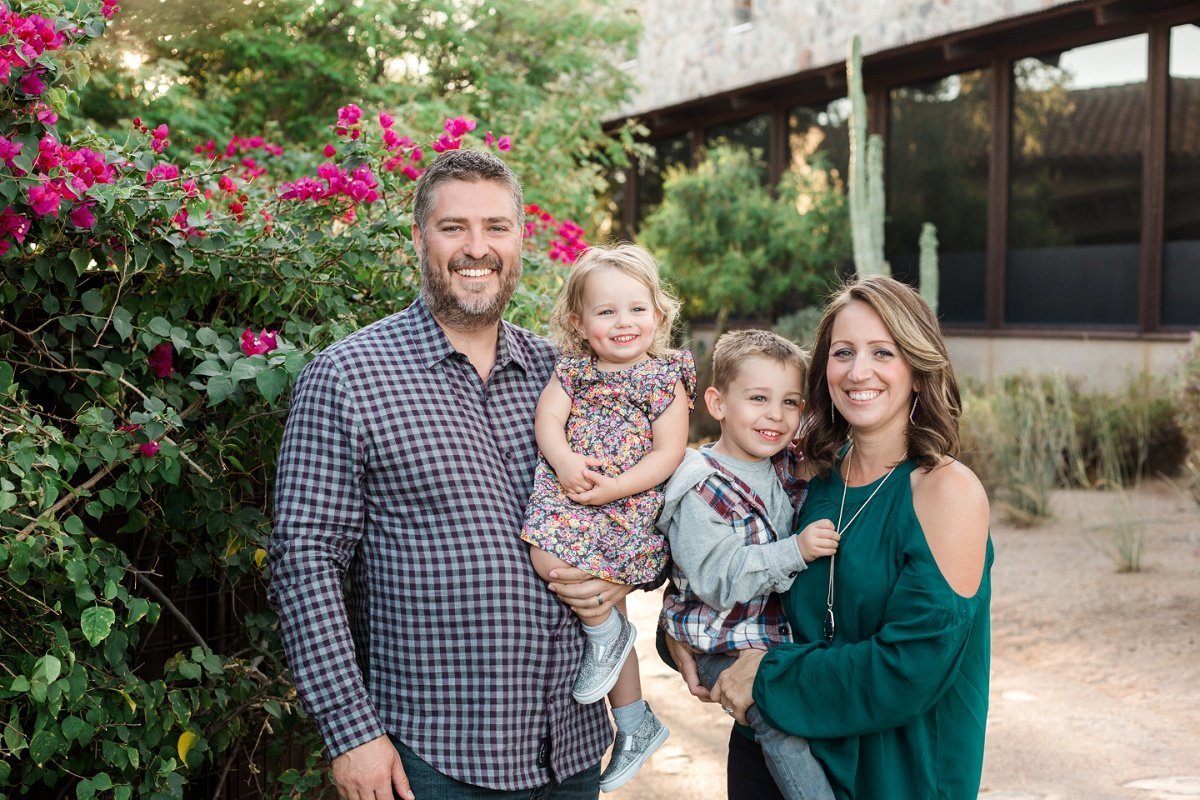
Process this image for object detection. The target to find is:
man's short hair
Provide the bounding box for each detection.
[711,329,808,392]
[412,149,524,235]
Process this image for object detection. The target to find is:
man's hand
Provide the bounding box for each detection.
[546,566,632,621]
[662,633,711,701]
[330,735,413,800]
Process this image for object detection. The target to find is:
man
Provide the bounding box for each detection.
[269,149,629,799]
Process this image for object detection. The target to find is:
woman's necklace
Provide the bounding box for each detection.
[823,442,905,642]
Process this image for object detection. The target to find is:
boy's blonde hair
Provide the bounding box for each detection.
[711,329,808,392]
[550,242,680,357]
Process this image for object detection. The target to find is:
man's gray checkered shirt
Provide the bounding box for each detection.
[269,298,610,790]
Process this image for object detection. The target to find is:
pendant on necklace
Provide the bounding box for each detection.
[823,608,836,642]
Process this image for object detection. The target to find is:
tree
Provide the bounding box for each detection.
[639,144,850,335]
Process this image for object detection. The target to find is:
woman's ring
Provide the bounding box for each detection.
[595,594,603,607]
[722,706,734,716]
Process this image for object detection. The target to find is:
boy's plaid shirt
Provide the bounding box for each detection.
[661,447,808,654]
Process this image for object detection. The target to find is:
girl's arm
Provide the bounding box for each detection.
[535,376,598,494]
[567,381,690,506]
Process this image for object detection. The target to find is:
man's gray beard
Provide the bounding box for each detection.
[419,251,520,330]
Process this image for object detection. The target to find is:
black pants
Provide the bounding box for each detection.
[727,728,785,800]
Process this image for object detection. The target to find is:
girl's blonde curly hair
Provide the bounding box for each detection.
[549,242,680,358]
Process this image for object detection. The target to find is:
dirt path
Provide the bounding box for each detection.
[609,482,1200,799]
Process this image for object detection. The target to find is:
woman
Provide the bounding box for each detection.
[668,275,992,799]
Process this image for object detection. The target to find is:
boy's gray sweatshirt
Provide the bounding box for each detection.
[657,447,807,612]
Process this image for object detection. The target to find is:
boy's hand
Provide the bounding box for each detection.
[797,518,839,562]
[549,453,603,494]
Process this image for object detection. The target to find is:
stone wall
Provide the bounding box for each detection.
[618,0,1080,116]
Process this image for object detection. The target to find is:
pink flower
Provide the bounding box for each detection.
[102,0,120,19]
[379,112,394,129]
[0,137,23,168]
[240,327,279,356]
[401,165,421,181]
[117,423,141,433]
[0,207,32,243]
[443,117,476,138]
[69,204,96,229]
[485,131,495,147]
[33,104,57,125]
[497,136,511,152]
[18,70,45,96]
[323,144,336,158]
[27,182,61,217]
[139,441,160,457]
[147,342,174,378]
[149,124,169,153]
[218,175,236,193]
[335,104,363,135]
[431,134,461,153]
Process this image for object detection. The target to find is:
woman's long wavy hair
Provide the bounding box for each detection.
[800,275,962,477]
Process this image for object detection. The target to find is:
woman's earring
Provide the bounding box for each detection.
[830,401,836,425]
[910,394,919,424]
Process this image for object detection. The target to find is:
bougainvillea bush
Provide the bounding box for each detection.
[0,2,608,796]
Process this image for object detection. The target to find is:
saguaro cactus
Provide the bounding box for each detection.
[919,222,939,314]
[847,35,888,276]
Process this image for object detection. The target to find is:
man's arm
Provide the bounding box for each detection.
[268,355,388,759]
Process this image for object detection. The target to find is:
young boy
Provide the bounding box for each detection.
[658,329,838,800]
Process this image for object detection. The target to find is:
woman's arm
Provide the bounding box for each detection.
[567,381,690,506]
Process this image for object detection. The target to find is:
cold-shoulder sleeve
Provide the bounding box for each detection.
[646,349,697,420]
[752,545,991,739]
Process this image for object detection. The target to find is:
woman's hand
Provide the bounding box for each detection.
[710,648,766,725]
[663,633,711,701]
[546,566,632,621]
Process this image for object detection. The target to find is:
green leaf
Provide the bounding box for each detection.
[111,307,133,341]
[61,715,91,744]
[33,655,62,685]
[81,606,117,646]
[196,327,220,347]
[147,316,172,337]
[76,777,96,800]
[3,713,26,754]
[144,395,166,414]
[206,375,234,406]
[256,366,288,404]
[114,785,132,800]
[191,360,225,378]
[80,289,104,313]
[10,676,30,692]
[70,249,93,275]
[229,358,260,383]
[29,727,64,766]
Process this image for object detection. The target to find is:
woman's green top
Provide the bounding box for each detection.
[753,457,993,800]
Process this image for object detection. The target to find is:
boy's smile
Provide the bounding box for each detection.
[706,356,804,462]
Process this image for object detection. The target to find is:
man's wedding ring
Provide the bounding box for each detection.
[722,706,734,716]
[595,594,603,607]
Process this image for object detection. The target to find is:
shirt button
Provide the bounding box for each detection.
[780,625,789,636]
[788,571,798,578]
[503,450,513,460]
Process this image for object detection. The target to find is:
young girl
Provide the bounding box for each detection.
[521,242,695,792]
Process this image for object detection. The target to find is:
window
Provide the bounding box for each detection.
[636,133,693,228]
[787,98,850,190]
[1164,22,1200,328]
[705,113,770,181]
[1008,35,1148,327]
[887,70,991,324]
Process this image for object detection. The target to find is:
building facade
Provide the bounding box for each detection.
[608,0,1200,390]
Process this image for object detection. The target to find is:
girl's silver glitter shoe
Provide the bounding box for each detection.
[571,610,635,704]
[599,705,669,792]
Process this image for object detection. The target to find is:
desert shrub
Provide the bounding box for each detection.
[1071,374,1186,485]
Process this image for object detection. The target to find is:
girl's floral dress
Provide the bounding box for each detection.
[521,350,696,584]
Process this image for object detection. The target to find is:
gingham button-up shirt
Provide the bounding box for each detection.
[269,298,610,789]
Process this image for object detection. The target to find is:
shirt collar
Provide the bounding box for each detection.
[408,296,531,375]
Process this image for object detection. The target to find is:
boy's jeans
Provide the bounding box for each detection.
[696,652,835,800]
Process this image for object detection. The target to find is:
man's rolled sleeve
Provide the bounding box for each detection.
[268,354,385,757]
